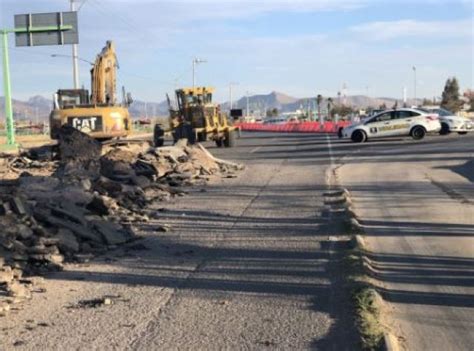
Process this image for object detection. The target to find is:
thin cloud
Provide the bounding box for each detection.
[350,18,473,40]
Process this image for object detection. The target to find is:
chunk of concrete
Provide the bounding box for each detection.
[54,228,80,253]
[90,220,133,245]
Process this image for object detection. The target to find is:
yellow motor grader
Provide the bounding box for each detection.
[49,41,133,140]
[154,86,237,148]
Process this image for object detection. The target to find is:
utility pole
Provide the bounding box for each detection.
[229,82,238,110]
[366,85,369,108]
[70,0,79,89]
[246,91,250,117]
[192,58,206,89]
[342,82,347,105]
[413,66,417,106]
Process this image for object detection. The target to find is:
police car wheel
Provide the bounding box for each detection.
[411,126,426,140]
[351,130,366,143]
[458,132,468,135]
[439,123,450,135]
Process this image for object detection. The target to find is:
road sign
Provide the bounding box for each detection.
[14,11,78,47]
[1,11,79,148]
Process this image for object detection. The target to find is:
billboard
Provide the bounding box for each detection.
[14,11,78,47]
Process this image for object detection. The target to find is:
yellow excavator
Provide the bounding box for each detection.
[154,86,237,148]
[49,41,133,140]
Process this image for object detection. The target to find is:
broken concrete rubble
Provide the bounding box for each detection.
[0,127,243,315]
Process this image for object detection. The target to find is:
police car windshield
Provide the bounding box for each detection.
[434,108,453,116]
[417,107,453,116]
[416,108,430,113]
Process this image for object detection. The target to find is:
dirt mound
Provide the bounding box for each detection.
[58,125,102,162]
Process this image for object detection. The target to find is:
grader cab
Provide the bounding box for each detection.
[154,87,237,148]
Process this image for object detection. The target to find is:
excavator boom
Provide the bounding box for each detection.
[91,40,118,105]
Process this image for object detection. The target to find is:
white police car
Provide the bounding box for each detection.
[339,108,441,143]
[419,107,473,135]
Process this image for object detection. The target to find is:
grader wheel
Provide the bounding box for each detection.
[224,130,236,148]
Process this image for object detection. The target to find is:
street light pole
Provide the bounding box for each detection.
[229,82,238,110]
[70,0,80,89]
[413,66,417,106]
[246,91,250,117]
[366,85,370,107]
[192,58,206,89]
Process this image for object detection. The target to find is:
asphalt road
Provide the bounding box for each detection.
[1,132,358,350]
[333,132,474,350]
[1,131,472,350]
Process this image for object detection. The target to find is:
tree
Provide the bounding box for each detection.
[316,94,323,120]
[330,105,354,118]
[422,98,435,106]
[469,96,474,112]
[327,98,333,120]
[464,90,474,112]
[379,103,387,110]
[441,77,463,112]
[266,108,278,117]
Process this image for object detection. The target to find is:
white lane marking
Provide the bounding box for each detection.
[250,137,278,153]
[326,134,335,167]
[250,146,262,154]
[326,134,334,166]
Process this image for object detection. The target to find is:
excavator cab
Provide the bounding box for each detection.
[56,89,90,108]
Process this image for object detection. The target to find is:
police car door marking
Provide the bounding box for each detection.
[379,123,410,131]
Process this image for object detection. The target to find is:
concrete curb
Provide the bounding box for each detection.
[384,332,401,351]
[350,217,363,232]
[351,213,400,351]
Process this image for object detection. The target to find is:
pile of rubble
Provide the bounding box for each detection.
[0,126,243,315]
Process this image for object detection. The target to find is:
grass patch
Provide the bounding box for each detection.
[325,187,386,350]
[353,287,384,350]
[343,242,385,350]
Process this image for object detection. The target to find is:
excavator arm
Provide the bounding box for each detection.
[90,40,118,105]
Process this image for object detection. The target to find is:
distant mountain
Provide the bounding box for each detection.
[0,96,53,122]
[128,99,169,118]
[0,92,423,122]
[223,92,421,115]
[27,95,52,109]
[225,91,299,112]
[0,96,170,122]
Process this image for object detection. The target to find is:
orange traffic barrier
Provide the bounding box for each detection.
[235,121,350,133]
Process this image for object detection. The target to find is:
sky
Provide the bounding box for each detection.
[0,0,472,103]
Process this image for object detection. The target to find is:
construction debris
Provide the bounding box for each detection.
[0,126,243,314]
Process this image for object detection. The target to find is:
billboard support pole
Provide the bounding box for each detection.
[1,29,15,146]
[0,22,73,149]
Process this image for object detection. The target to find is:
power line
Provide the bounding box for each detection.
[89,0,142,33]
[76,0,89,11]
